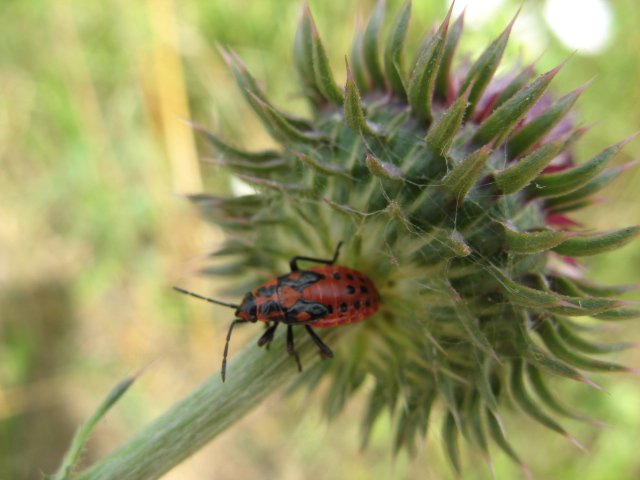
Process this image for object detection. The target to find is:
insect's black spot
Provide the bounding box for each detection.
[365,299,371,307]
[285,299,328,324]
[346,285,355,294]
[279,271,325,291]
[340,302,348,312]
[346,273,354,281]
[259,300,281,317]
[256,284,277,298]
[359,277,366,283]
[360,286,369,294]
[332,272,341,280]
[326,304,334,314]
[354,300,361,309]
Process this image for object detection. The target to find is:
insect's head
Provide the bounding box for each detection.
[236,291,258,323]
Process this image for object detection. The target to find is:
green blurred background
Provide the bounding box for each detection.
[1,0,639,478]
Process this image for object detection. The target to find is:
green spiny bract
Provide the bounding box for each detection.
[191,1,639,472]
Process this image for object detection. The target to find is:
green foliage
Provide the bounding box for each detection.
[5,0,640,479]
[47,371,144,480]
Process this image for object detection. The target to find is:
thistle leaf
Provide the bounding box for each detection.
[539,323,633,372]
[473,352,499,412]
[383,0,411,97]
[441,146,490,200]
[350,17,370,92]
[558,123,593,155]
[394,389,436,455]
[459,12,518,119]
[555,321,638,355]
[188,194,268,221]
[551,226,640,257]
[485,408,525,467]
[411,27,434,69]
[492,62,536,110]
[495,139,564,194]
[491,268,564,308]
[550,275,601,297]
[421,228,472,260]
[294,3,322,106]
[434,8,464,101]
[386,200,412,230]
[526,364,600,425]
[237,173,309,195]
[287,148,352,179]
[193,123,280,161]
[570,278,640,297]
[363,0,387,90]
[316,194,364,218]
[544,165,624,208]
[204,157,289,174]
[529,136,636,198]
[527,274,625,316]
[546,296,626,317]
[408,4,451,123]
[453,303,499,361]
[510,359,581,443]
[547,198,599,214]
[344,59,376,136]
[426,91,468,157]
[514,320,603,388]
[365,152,404,180]
[218,45,262,98]
[506,79,592,159]
[247,91,321,144]
[442,411,462,474]
[309,23,344,105]
[472,61,565,147]
[592,309,640,320]
[504,226,568,254]
[221,47,312,131]
[466,395,491,460]
[436,367,462,429]
[361,384,393,448]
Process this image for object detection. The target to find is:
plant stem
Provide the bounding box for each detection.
[73,328,334,480]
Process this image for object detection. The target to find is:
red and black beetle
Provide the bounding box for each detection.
[174,242,380,381]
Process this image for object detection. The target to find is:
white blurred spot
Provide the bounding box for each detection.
[230,176,257,196]
[543,0,613,54]
[511,11,550,58]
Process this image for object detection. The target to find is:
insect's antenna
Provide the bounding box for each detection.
[173,286,240,309]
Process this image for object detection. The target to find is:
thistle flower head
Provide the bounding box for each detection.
[191,1,639,471]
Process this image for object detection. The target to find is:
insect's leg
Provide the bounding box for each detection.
[258,321,279,350]
[289,241,343,271]
[305,325,334,358]
[221,318,246,383]
[286,325,303,372]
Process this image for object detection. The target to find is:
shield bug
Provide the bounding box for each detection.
[174,242,380,381]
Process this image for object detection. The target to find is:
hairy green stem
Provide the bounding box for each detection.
[73,328,335,480]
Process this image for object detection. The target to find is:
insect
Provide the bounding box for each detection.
[174,242,380,381]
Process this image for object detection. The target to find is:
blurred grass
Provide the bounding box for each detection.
[1,0,639,479]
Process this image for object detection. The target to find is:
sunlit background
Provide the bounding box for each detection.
[2,0,640,478]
